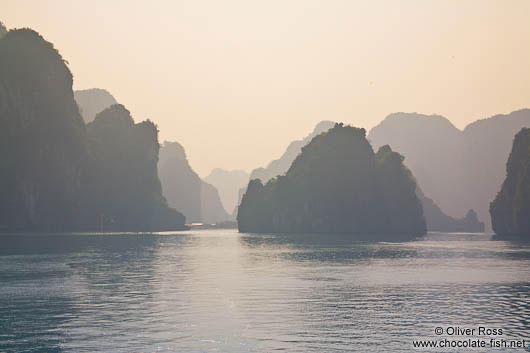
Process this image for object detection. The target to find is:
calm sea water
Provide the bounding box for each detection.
[1,230,529,352]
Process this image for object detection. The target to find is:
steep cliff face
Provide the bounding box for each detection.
[201,181,230,224]
[0,29,185,231]
[461,110,530,231]
[0,29,88,230]
[74,87,231,225]
[368,110,530,230]
[490,128,530,237]
[238,124,426,237]
[74,88,117,123]
[158,142,229,224]
[86,105,186,231]
[369,113,465,216]
[158,141,202,223]
[374,146,427,234]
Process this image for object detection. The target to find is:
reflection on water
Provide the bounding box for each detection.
[1,230,529,352]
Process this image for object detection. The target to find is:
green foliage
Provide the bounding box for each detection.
[490,128,530,237]
[238,124,426,237]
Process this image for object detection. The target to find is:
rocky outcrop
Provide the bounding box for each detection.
[417,189,484,232]
[159,142,230,224]
[249,120,335,183]
[235,121,335,215]
[239,119,480,233]
[201,181,230,224]
[159,141,203,223]
[368,110,530,230]
[0,28,186,231]
[74,88,117,123]
[490,128,530,237]
[86,104,186,231]
[238,124,426,238]
[0,29,88,230]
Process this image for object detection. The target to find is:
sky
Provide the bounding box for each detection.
[2,0,530,176]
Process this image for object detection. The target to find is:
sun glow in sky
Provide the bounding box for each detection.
[2,0,530,175]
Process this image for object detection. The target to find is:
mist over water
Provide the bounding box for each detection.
[1,230,529,352]
[1,3,529,352]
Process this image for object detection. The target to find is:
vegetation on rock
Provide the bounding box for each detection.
[238,124,426,237]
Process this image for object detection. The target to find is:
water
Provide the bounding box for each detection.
[1,230,529,352]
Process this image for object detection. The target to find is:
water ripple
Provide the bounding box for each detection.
[1,231,529,352]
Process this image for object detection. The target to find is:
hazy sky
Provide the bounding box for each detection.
[3,0,530,176]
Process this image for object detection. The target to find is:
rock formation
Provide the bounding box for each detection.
[235,121,335,215]
[368,110,530,230]
[240,120,482,233]
[490,128,530,237]
[0,29,186,231]
[417,189,484,232]
[86,104,186,231]
[201,180,231,224]
[74,88,117,123]
[0,29,89,230]
[159,141,203,223]
[238,124,426,238]
[158,142,230,224]
[204,168,249,213]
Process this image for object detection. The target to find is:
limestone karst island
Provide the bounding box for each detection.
[1,2,530,352]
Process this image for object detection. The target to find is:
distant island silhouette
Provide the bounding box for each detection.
[239,120,485,233]
[490,128,530,238]
[0,29,185,231]
[0,23,527,236]
[158,141,230,224]
[238,124,426,238]
[75,90,231,225]
[369,110,530,231]
[204,168,249,214]
[74,88,117,123]
[235,121,335,217]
